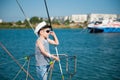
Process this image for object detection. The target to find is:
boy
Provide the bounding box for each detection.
[34,21,59,80]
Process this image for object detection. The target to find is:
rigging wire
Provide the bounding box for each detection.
[13,60,27,80]
[43,0,64,79]
[16,0,37,36]
[0,57,25,66]
[0,42,34,80]
[26,57,31,80]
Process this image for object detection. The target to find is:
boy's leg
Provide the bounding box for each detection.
[36,65,48,80]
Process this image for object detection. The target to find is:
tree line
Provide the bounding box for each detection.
[0,16,88,28]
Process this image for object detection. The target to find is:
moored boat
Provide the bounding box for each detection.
[87,19,120,33]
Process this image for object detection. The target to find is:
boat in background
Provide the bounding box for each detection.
[87,19,120,33]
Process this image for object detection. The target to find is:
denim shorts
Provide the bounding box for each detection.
[36,65,50,80]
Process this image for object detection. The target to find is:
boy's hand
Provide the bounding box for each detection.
[54,56,59,61]
[51,55,59,61]
[50,31,55,36]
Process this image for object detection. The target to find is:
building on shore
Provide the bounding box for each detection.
[88,13,117,22]
[70,14,88,23]
[49,13,120,24]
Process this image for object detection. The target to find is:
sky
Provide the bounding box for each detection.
[0,0,120,22]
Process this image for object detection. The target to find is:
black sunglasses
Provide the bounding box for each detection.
[46,30,51,33]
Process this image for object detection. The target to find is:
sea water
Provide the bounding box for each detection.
[0,29,120,80]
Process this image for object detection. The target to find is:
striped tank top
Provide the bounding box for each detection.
[35,38,50,66]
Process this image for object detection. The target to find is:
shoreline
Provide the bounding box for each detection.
[0,24,84,29]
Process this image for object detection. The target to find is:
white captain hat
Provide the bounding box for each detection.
[34,21,47,35]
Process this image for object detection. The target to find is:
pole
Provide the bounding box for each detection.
[43,0,52,30]
[43,0,64,80]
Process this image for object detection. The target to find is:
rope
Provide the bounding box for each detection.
[26,57,31,80]
[0,42,34,80]
[48,60,56,80]
[49,68,53,80]
[0,58,25,66]
[16,0,37,36]
[80,27,88,33]
[13,61,27,80]
[42,60,55,79]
